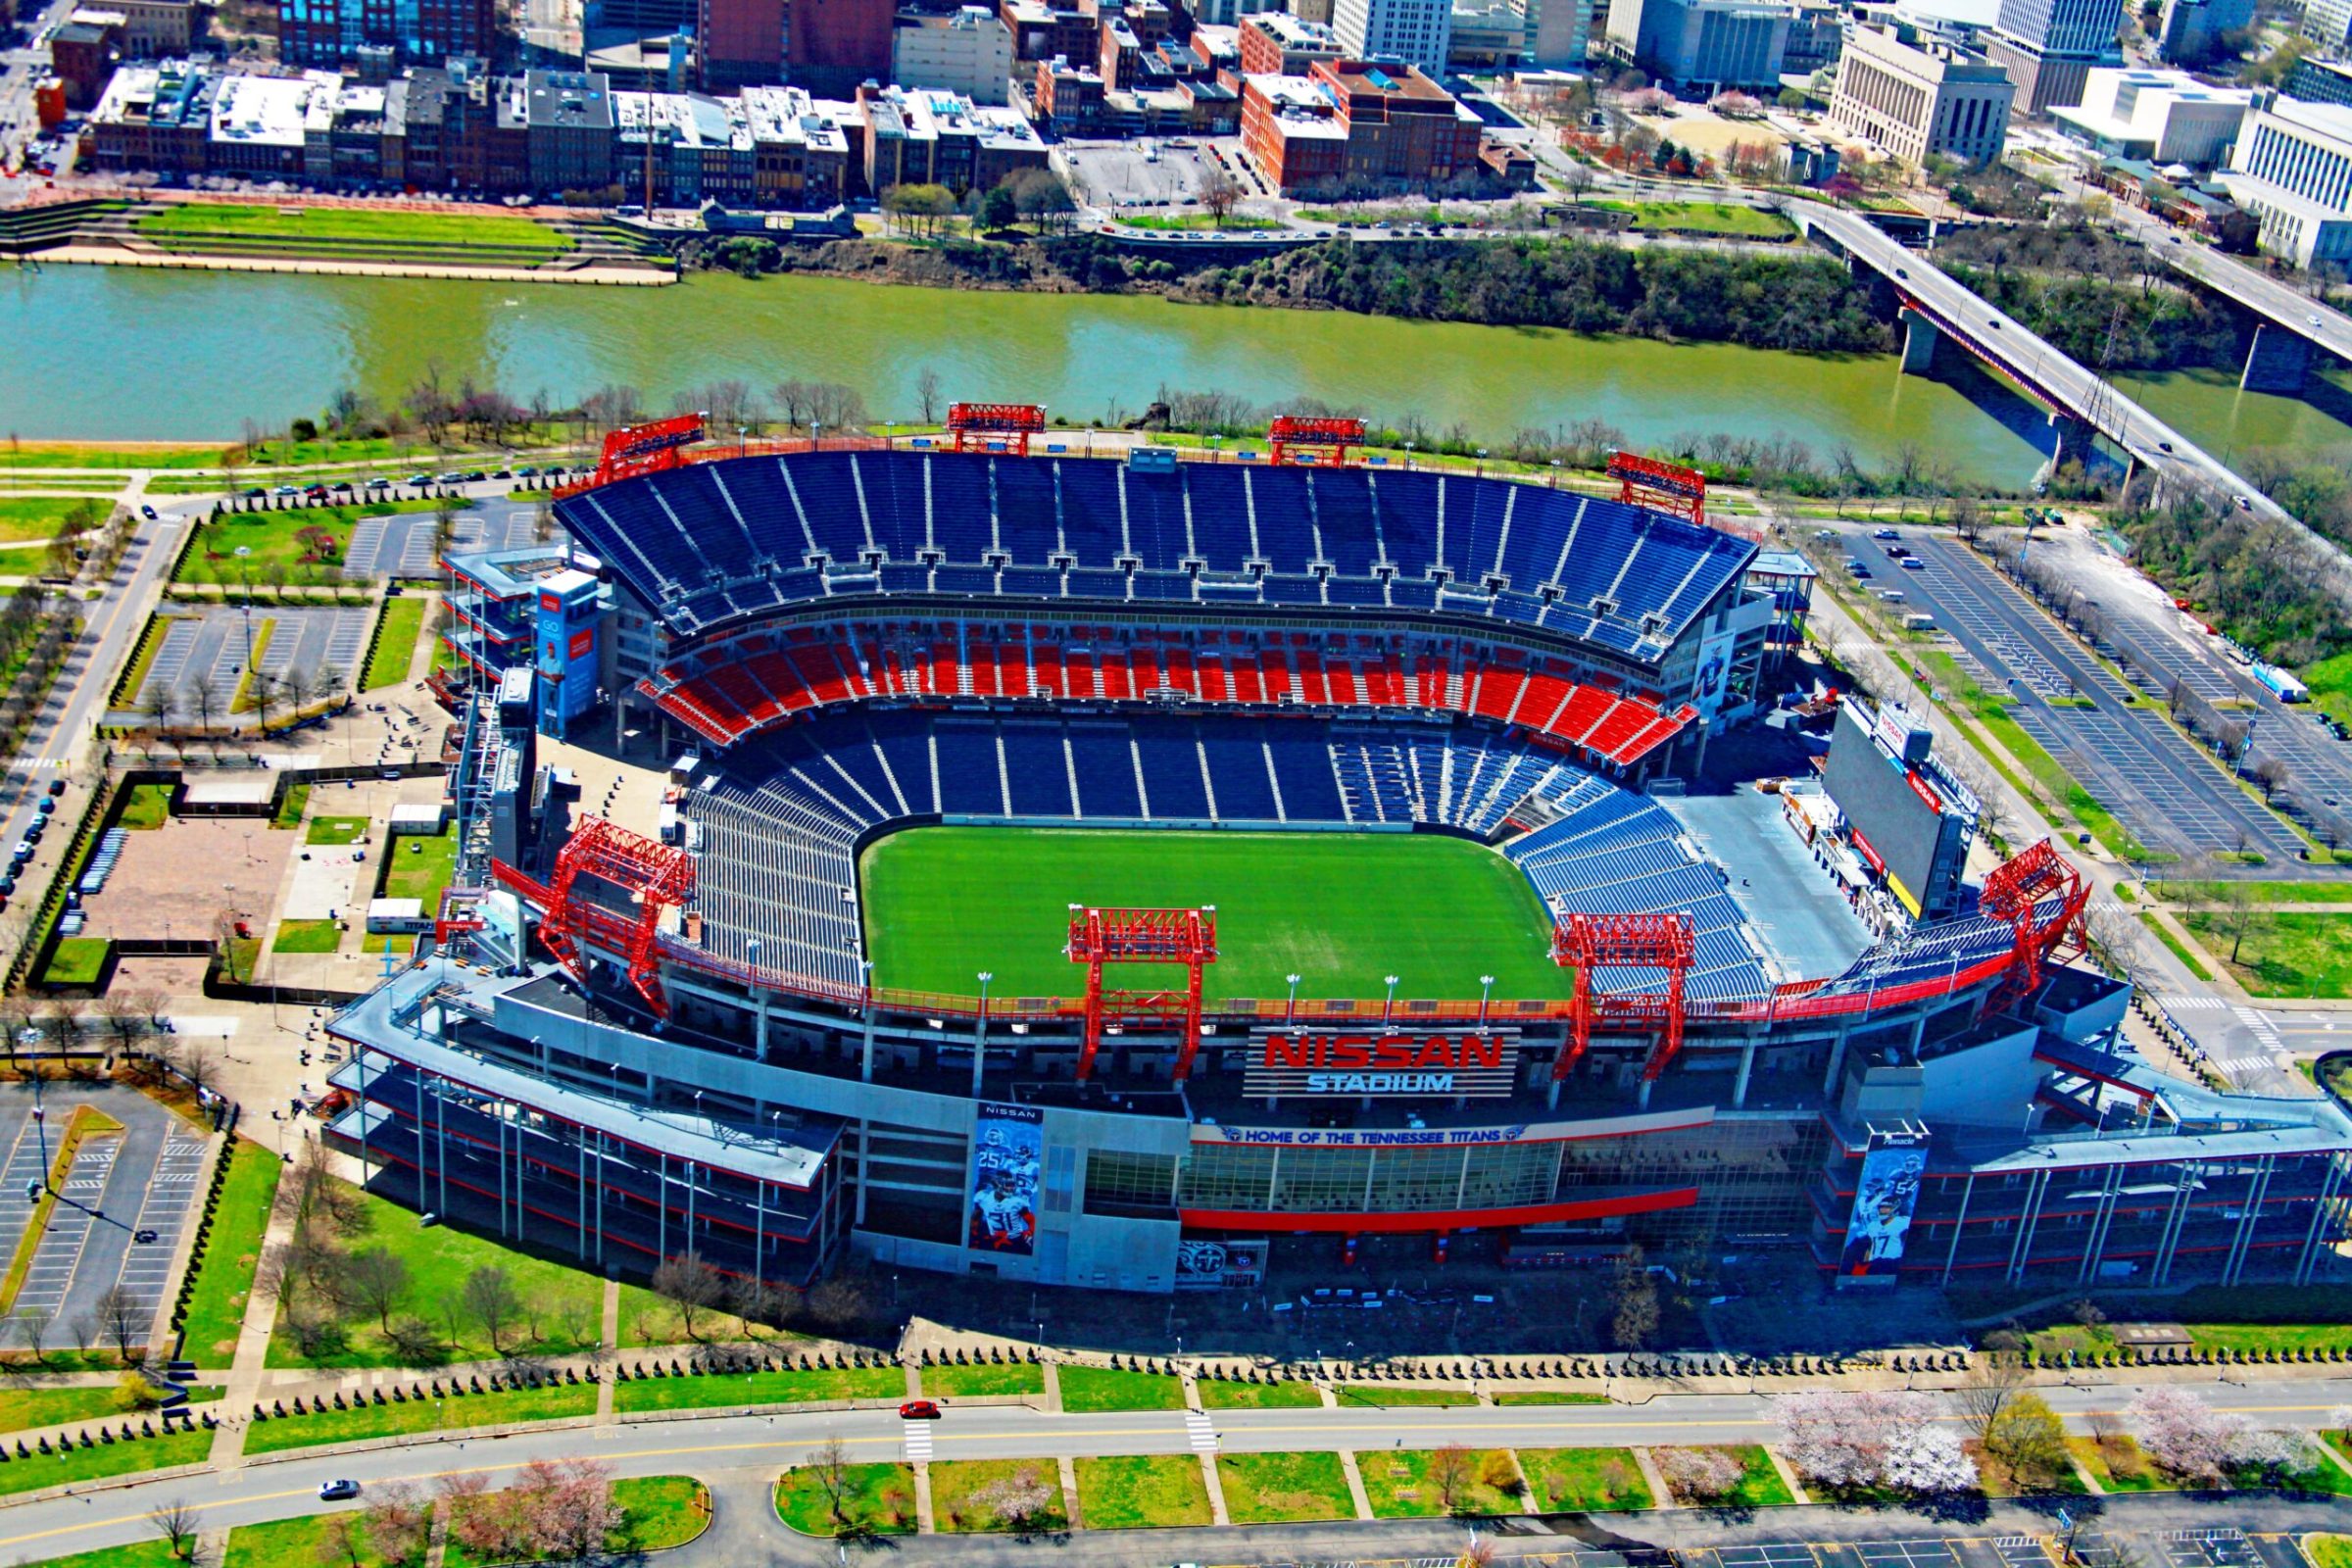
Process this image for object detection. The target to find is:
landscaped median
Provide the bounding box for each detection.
[775,1459,918,1537]
[612,1363,904,1413]
[243,1382,597,1454]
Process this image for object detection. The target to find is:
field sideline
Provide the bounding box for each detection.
[858,826,1568,1004]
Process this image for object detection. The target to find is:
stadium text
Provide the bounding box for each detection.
[1203,1125,1535,1147]
[1244,1033,1519,1100]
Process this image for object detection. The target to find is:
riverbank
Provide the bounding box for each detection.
[20,242,677,285]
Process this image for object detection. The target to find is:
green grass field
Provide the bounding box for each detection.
[0,1427,213,1495]
[775,1462,918,1537]
[612,1365,903,1412]
[920,1361,1045,1398]
[272,919,341,954]
[1074,1454,1213,1528]
[180,1140,280,1364]
[1594,200,1794,237]
[117,782,173,829]
[40,938,110,988]
[2181,910,2352,999]
[0,496,111,544]
[131,203,572,257]
[1215,1450,1357,1524]
[1519,1447,1652,1512]
[1055,1365,1183,1412]
[364,596,428,689]
[929,1458,1067,1533]
[861,827,1566,1004]
[1359,1448,1522,1517]
[243,1385,596,1452]
[1197,1379,1323,1409]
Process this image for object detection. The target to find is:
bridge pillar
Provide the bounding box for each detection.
[1898,307,1940,374]
[2047,413,2096,474]
[2240,322,2312,395]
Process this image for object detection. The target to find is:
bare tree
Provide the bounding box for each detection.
[345,1249,410,1332]
[807,1436,854,1532]
[152,1497,203,1563]
[188,673,220,735]
[94,1283,145,1362]
[464,1265,521,1354]
[969,1463,1057,1532]
[1429,1444,1476,1511]
[1953,1348,2029,1442]
[14,1305,53,1362]
[316,1515,365,1568]
[1608,1246,1658,1350]
[913,368,943,426]
[651,1252,726,1342]
[361,1480,430,1568]
[1198,165,1243,223]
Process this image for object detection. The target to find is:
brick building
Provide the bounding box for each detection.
[1239,57,1480,194]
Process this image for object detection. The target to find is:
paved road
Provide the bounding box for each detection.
[2,1383,2350,1564]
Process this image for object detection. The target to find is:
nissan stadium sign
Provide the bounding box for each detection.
[1244,1031,1519,1099]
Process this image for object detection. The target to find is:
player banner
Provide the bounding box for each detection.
[966,1102,1043,1257]
[1838,1135,1927,1281]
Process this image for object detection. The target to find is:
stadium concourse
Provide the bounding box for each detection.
[327,416,2352,1306]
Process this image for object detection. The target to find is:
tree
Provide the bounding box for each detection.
[651,1252,726,1341]
[1429,1444,1475,1511]
[1882,1424,1979,1495]
[977,183,1018,231]
[189,673,220,735]
[1653,1446,1742,1502]
[2128,1386,2246,1482]
[94,1283,144,1362]
[2251,754,2291,802]
[464,1265,521,1354]
[152,1497,203,1563]
[140,680,180,742]
[345,1249,410,1332]
[807,1275,868,1332]
[362,1480,430,1567]
[515,1458,621,1561]
[1954,1348,2029,1442]
[1984,1393,2070,1487]
[317,1516,366,1568]
[914,368,944,426]
[1199,165,1243,223]
[1559,162,1595,206]
[2212,877,2270,965]
[807,1436,854,1531]
[1011,169,1075,234]
[1776,1389,1920,1490]
[1607,1246,1658,1349]
[14,1304,52,1362]
[970,1463,1056,1532]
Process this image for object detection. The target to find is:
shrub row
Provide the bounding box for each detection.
[250,1366,593,1424]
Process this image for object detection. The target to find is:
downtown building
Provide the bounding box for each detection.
[1601,0,1792,94]
[1828,24,2016,168]
[1982,0,2121,116]
[2220,89,2352,267]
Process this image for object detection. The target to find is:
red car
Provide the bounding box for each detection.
[898,1399,942,1419]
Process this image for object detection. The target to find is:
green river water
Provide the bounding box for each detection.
[6,262,2349,480]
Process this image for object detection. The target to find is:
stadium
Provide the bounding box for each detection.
[327,408,2352,1304]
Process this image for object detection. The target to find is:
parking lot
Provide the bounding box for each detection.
[342,500,548,580]
[1842,526,2309,867]
[1058,137,1249,209]
[0,1086,209,1349]
[117,604,373,723]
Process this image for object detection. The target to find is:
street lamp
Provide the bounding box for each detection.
[1478,974,1494,1027]
[1382,974,1398,1024]
[971,971,993,1097]
[1285,972,1301,1026]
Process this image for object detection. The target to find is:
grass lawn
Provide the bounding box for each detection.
[2232,1455,2352,1495]
[40,937,110,988]
[244,1384,596,1452]
[131,203,572,257]
[0,1382,172,1437]
[1494,1392,1609,1406]
[2307,1537,2352,1568]
[264,1173,603,1369]
[1359,1447,1522,1518]
[0,444,226,472]
[117,781,173,829]
[2305,649,2352,730]
[929,1457,1068,1534]
[14,1543,181,1568]
[272,918,341,954]
[1075,1454,1212,1528]
[861,826,1565,1003]
[775,1462,918,1537]
[307,815,370,845]
[1055,1365,1183,1412]
[2153,880,2352,906]
[0,1426,213,1495]
[2069,1435,2174,1493]
[612,1365,903,1412]
[612,1283,779,1348]
[1197,1379,1323,1409]
[1113,214,1283,231]
[364,596,428,690]
[1519,1447,1653,1512]
[920,1361,1045,1398]
[0,496,112,544]
[1971,1441,2086,1498]
[225,1514,402,1568]
[179,1139,281,1364]
[379,825,459,906]
[1336,1385,1477,1407]
[176,503,430,587]
[2141,913,2215,982]
[1215,1450,1357,1524]
[1596,200,1794,237]
[1653,1446,1792,1507]
[2181,910,2352,999]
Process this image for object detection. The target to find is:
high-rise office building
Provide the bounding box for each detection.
[1332,0,1452,75]
[1983,0,2121,115]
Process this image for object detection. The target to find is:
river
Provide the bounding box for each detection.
[6,262,2349,482]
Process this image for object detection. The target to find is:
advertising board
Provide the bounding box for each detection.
[1838,1136,1927,1280]
[965,1102,1043,1257]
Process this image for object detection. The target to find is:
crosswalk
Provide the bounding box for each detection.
[902,1418,933,1461]
[2158,994,2229,1012]
[2230,1004,2284,1051]
[1185,1409,1218,1452]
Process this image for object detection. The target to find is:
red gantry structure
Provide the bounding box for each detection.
[1609,452,1708,526]
[1979,839,2089,1012]
[579,414,709,491]
[523,815,699,1017]
[1066,906,1219,1084]
[1552,910,1696,1083]
[1268,416,1367,467]
[948,403,1049,457]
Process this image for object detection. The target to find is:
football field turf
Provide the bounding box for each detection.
[858,826,1568,1004]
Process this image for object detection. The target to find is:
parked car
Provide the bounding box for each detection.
[1872,527,1900,540]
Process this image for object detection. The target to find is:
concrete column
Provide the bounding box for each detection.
[2046,413,2096,474]
[1898,307,1940,374]
[2240,321,2312,395]
[1732,1041,1756,1108]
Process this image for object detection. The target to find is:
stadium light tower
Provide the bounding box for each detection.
[1479,974,1495,1027]
[1383,975,1399,1024]
[1285,973,1301,1026]
[972,971,994,1097]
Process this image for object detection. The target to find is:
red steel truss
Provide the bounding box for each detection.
[1066,906,1218,1083]
[1551,910,1696,1082]
[1979,839,2089,1013]
[1609,452,1707,526]
[535,816,698,1016]
[949,403,1048,456]
[1268,416,1367,467]
[579,414,707,492]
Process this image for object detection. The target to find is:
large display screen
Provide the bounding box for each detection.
[1823,705,1947,917]
[965,1102,1044,1257]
